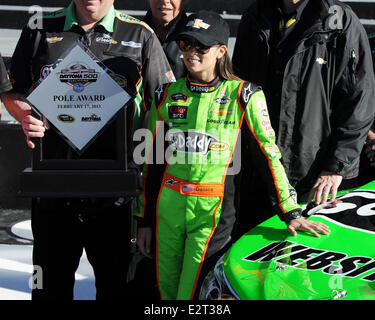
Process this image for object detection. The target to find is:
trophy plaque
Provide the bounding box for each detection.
[19,44,142,198]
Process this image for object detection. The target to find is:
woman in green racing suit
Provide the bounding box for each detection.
[134,10,330,300]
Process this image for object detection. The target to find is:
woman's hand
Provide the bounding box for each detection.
[136,227,153,258]
[287,218,330,237]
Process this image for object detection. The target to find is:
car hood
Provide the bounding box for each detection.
[223,181,375,300]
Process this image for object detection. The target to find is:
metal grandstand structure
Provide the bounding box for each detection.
[1,0,374,58]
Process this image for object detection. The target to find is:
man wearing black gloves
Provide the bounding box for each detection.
[3,0,173,300]
[232,0,375,234]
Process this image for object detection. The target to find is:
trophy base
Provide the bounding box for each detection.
[19,168,142,198]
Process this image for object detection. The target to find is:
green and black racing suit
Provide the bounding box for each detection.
[135,75,301,300]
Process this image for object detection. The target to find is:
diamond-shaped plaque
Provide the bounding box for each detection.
[26,44,133,152]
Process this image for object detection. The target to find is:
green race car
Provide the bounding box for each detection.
[200,181,375,300]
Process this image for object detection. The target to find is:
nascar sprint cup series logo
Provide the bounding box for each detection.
[57,62,100,92]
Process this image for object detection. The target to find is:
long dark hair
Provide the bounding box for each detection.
[216,50,242,81]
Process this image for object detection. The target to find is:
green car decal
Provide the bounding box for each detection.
[214,181,375,300]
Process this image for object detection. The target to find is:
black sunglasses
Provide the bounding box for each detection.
[178,38,212,54]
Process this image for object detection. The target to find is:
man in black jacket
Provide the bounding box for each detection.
[360,34,375,183]
[370,34,375,68]
[143,0,189,79]
[233,0,375,208]
[0,53,12,119]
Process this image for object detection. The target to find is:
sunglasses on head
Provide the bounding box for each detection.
[178,38,212,54]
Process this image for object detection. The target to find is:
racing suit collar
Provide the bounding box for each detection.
[64,1,115,32]
[186,73,222,93]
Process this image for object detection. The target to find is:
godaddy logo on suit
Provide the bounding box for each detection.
[167,130,229,155]
[132,122,241,175]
